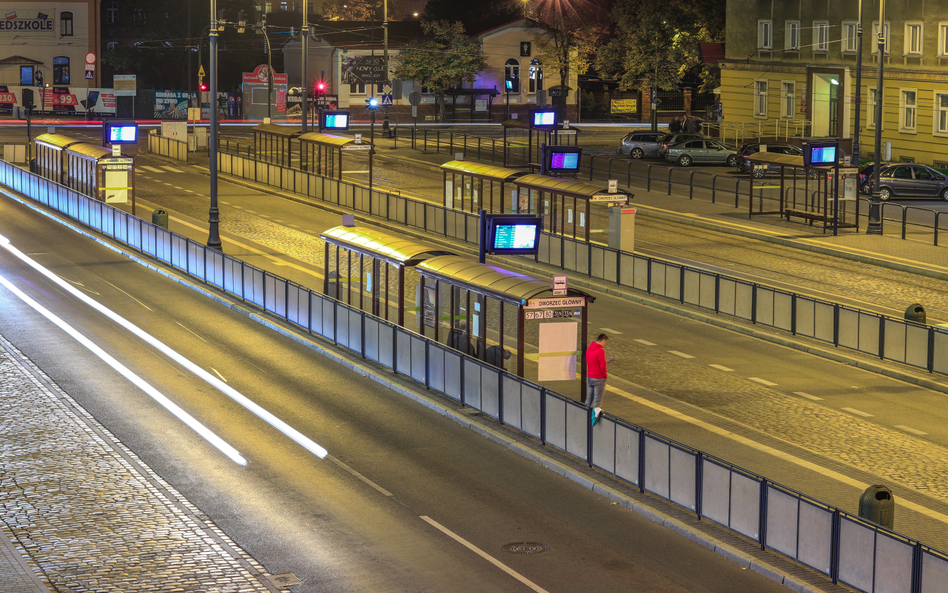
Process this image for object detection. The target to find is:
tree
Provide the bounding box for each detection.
[322,0,403,21]
[393,20,488,122]
[594,0,724,94]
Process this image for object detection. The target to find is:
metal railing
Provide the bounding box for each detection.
[2,157,947,593]
[147,129,192,164]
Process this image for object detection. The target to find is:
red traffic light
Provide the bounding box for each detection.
[200,82,208,92]
[316,80,326,93]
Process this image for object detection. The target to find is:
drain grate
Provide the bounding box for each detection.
[502,542,550,555]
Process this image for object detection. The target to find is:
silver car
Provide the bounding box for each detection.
[617,131,665,158]
[664,139,739,167]
[868,164,948,201]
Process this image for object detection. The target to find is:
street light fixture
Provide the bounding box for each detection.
[867,0,885,235]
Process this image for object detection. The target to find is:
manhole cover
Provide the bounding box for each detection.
[502,542,550,555]
[265,573,302,587]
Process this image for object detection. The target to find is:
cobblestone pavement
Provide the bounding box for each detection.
[0,334,274,593]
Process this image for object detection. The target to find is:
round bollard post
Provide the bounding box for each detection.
[151,208,169,229]
[858,485,894,530]
[904,303,926,324]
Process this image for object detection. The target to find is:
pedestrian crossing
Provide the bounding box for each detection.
[140,165,183,174]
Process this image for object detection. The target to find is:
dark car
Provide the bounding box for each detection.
[657,133,705,158]
[858,162,894,193]
[617,130,665,158]
[736,143,802,177]
[865,164,948,201]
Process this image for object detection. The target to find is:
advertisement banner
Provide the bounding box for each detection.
[611,99,638,114]
[154,90,190,119]
[0,85,115,115]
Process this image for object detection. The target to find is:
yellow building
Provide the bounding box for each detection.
[721,0,948,167]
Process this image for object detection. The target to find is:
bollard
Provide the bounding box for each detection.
[904,303,926,324]
[858,485,894,530]
[151,208,169,229]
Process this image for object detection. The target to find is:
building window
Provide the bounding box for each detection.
[785,21,800,51]
[843,21,859,53]
[349,83,365,95]
[60,11,73,36]
[813,21,829,53]
[782,82,795,118]
[936,93,948,135]
[872,21,890,55]
[505,59,520,93]
[106,2,118,24]
[20,66,33,86]
[755,80,768,117]
[940,23,948,57]
[900,89,917,132]
[528,58,543,93]
[53,57,70,85]
[867,87,877,128]
[758,20,773,50]
[905,23,923,56]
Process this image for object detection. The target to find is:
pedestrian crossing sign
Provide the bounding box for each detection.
[381,94,393,106]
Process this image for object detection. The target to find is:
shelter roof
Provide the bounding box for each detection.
[299,132,356,147]
[252,123,301,138]
[746,153,805,167]
[34,133,86,150]
[321,226,451,267]
[513,174,631,198]
[440,161,525,181]
[416,255,593,305]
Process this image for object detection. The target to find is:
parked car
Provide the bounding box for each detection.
[617,130,665,158]
[657,133,705,158]
[858,162,894,193]
[865,164,948,201]
[664,139,739,167]
[736,143,802,177]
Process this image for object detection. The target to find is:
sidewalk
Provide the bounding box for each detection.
[0,334,278,593]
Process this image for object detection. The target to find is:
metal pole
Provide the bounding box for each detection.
[383,0,390,132]
[207,0,223,251]
[301,0,308,132]
[852,0,863,163]
[263,12,273,121]
[867,0,884,235]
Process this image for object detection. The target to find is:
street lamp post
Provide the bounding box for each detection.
[852,0,864,164]
[301,0,308,132]
[207,0,222,251]
[867,0,885,235]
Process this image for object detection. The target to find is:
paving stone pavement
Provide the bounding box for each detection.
[0,334,275,593]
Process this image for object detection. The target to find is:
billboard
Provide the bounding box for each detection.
[0,85,115,115]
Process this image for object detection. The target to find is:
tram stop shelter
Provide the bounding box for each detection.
[746,152,859,232]
[299,132,372,181]
[252,123,301,168]
[512,174,632,241]
[502,120,580,169]
[440,160,526,214]
[414,255,595,398]
[321,225,451,327]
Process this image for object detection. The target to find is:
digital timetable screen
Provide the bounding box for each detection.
[492,224,538,250]
[486,214,543,255]
[809,146,837,165]
[549,151,580,171]
[321,111,350,130]
[103,122,138,144]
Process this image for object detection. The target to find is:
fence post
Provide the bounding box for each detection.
[589,156,596,181]
[695,452,704,520]
[759,477,768,551]
[627,161,632,187]
[647,165,652,192]
[667,168,673,195]
[689,172,695,199]
[638,429,646,492]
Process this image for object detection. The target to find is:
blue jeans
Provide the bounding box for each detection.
[586,378,606,409]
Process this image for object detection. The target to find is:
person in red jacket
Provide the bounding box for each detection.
[585,334,611,425]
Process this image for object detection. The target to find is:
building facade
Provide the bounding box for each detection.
[721,0,948,167]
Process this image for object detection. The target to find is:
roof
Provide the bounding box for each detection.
[252,123,301,138]
[67,144,114,160]
[440,161,525,181]
[0,55,42,65]
[34,133,86,150]
[299,132,355,147]
[415,255,593,305]
[513,174,632,198]
[747,153,805,167]
[476,17,542,38]
[321,226,451,267]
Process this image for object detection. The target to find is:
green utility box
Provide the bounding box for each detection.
[904,303,926,324]
[858,485,894,530]
[152,209,169,230]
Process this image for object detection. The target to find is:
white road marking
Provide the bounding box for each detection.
[708,364,733,372]
[211,368,227,383]
[605,382,948,525]
[175,320,207,342]
[599,328,621,334]
[668,350,694,359]
[842,407,873,417]
[794,391,823,401]
[420,516,550,593]
[162,166,184,173]
[748,377,777,386]
[895,425,927,436]
[328,455,392,496]
[634,339,656,346]
[141,166,164,173]
[173,186,184,190]
[185,190,195,194]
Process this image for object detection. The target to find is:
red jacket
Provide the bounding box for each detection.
[586,341,608,379]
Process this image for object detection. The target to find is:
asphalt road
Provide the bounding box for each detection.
[0,188,792,592]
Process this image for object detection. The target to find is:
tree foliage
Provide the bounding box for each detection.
[393,20,487,121]
[322,0,404,21]
[529,0,612,97]
[594,0,725,93]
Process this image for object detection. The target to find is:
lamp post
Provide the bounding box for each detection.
[207,0,222,251]
[867,0,885,235]
[382,0,390,133]
[301,0,308,132]
[852,0,864,164]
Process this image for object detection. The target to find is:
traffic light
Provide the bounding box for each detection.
[316,80,326,94]
[367,96,379,109]
[200,78,208,92]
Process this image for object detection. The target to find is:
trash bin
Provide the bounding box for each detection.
[152,208,169,229]
[858,485,894,530]
[904,303,926,324]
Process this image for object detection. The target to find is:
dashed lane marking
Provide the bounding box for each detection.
[794,391,823,401]
[895,425,928,436]
[634,339,656,346]
[748,377,778,386]
[162,166,185,173]
[709,364,733,372]
[842,407,873,417]
[600,328,621,334]
[606,383,948,525]
[668,351,694,359]
[141,166,164,173]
